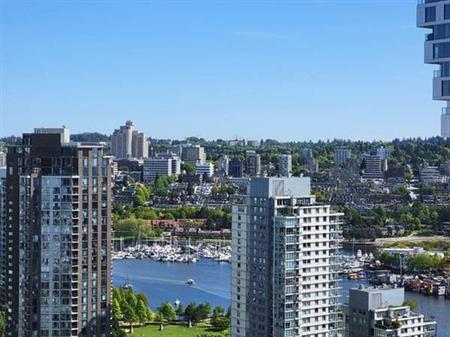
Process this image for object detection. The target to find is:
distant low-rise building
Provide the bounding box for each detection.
[362,155,386,181]
[156,152,182,176]
[345,287,436,337]
[335,148,352,165]
[195,162,214,177]
[182,145,206,165]
[143,158,173,183]
[420,165,443,184]
[246,139,260,147]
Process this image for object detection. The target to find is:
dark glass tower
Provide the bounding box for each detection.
[5,129,112,337]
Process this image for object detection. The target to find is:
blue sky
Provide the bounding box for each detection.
[0,0,440,141]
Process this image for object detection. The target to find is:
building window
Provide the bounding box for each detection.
[434,24,450,40]
[442,62,450,76]
[442,80,450,96]
[425,6,436,22]
[445,4,450,20]
[434,42,450,59]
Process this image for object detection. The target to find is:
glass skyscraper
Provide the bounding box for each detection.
[4,128,112,337]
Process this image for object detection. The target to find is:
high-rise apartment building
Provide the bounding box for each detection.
[0,168,6,308]
[218,155,230,176]
[376,146,389,160]
[300,148,314,161]
[245,151,261,176]
[442,111,450,137]
[5,128,112,337]
[181,145,206,165]
[278,154,292,177]
[334,149,352,166]
[417,0,450,137]
[229,158,244,178]
[111,120,149,159]
[231,177,343,337]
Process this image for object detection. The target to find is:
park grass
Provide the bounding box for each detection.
[128,323,228,337]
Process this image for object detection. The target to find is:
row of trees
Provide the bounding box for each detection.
[375,251,450,273]
[112,286,231,335]
[112,287,154,335]
[342,202,450,232]
[113,217,163,239]
[153,136,450,172]
[114,205,232,229]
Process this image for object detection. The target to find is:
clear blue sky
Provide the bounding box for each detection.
[0,0,441,141]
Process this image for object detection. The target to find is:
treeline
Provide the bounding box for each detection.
[375,251,450,273]
[113,204,231,236]
[153,136,450,171]
[112,286,230,336]
[342,202,450,232]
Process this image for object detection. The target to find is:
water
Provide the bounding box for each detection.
[113,259,450,336]
[113,259,231,309]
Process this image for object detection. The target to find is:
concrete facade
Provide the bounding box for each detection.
[111,120,149,159]
[231,177,343,337]
[417,0,450,137]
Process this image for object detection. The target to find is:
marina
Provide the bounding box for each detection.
[112,241,232,263]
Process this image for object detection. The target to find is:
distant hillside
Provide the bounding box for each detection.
[71,132,110,142]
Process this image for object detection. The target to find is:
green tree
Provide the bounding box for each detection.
[136,299,148,325]
[176,303,185,318]
[212,305,225,319]
[112,298,122,319]
[136,292,149,307]
[112,315,127,337]
[403,300,417,310]
[181,162,196,174]
[313,191,326,202]
[184,302,198,327]
[122,302,137,332]
[195,302,212,321]
[155,312,165,331]
[211,315,231,331]
[0,311,4,337]
[157,302,177,321]
[146,307,155,322]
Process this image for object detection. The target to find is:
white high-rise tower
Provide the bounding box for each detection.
[231,177,343,337]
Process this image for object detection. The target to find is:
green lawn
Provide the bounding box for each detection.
[128,323,228,337]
